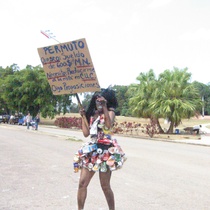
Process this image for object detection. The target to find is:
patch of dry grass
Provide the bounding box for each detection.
[39,114,210,140]
[40,113,210,129]
[40,113,210,125]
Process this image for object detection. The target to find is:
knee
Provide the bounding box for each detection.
[100,182,111,193]
[78,179,89,190]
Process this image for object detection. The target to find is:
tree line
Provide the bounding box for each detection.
[0,64,72,118]
[82,68,210,133]
[1,64,210,133]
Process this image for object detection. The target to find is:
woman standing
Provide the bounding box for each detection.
[73,88,126,210]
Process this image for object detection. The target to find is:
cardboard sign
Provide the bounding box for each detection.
[37,38,101,95]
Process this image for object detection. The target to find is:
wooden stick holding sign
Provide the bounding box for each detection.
[38,31,101,128]
[75,93,89,128]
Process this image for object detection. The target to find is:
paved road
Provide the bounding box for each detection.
[1,124,210,210]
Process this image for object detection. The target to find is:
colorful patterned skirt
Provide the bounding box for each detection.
[73,134,126,173]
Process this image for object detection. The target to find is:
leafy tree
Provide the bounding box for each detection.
[129,68,202,134]
[205,83,210,115]
[128,69,164,132]
[81,92,93,110]
[0,64,20,114]
[70,102,79,113]
[192,81,210,116]
[0,65,72,118]
[113,85,130,116]
[129,69,157,117]
[153,67,202,133]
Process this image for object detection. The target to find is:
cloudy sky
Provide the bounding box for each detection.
[1,0,210,88]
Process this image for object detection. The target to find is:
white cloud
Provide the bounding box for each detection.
[179,28,210,41]
[129,12,141,25]
[70,5,113,24]
[148,0,173,9]
[1,0,210,86]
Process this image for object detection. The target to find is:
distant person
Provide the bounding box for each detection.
[193,125,202,134]
[34,114,40,130]
[25,113,32,129]
[9,114,14,124]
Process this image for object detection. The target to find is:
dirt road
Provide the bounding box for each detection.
[1,124,210,210]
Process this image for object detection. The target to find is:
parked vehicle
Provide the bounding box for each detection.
[18,116,26,125]
[1,115,10,123]
[8,115,19,124]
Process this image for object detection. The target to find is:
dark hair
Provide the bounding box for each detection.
[85,88,118,123]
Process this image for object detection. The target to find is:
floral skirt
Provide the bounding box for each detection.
[73,136,126,173]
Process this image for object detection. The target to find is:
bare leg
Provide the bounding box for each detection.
[99,169,115,210]
[77,168,95,210]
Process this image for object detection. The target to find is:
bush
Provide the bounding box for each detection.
[144,119,160,138]
[54,117,159,138]
[54,117,82,129]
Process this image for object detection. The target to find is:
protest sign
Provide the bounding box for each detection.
[37,38,101,95]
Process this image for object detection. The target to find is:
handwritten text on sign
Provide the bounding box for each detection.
[37,38,100,95]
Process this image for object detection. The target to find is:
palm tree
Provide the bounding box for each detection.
[128,69,165,133]
[129,67,202,134]
[129,69,156,116]
[150,67,202,133]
